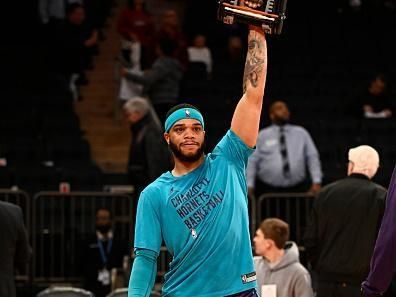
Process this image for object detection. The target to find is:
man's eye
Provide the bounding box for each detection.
[194,127,202,132]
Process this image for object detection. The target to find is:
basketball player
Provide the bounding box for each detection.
[128,24,267,297]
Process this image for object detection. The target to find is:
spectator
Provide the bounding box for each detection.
[51,3,98,87]
[83,208,128,297]
[38,0,65,25]
[304,145,386,297]
[187,34,213,75]
[253,218,313,297]
[156,9,188,69]
[212,35,245,88]
[247,101,322,197]
[121,37,183,123]
[117,0,156,69]
[352,73,393,119]
[0,201,31,297]
[361,165,396,297]
[117,40,144,110]
[123,97,172,192]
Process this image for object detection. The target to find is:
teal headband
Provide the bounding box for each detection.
[164,108,205,132]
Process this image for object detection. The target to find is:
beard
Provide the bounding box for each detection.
[272,116,289,126]
[169,138,205,163]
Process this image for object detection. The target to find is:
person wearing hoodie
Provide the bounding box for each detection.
[304,145,386,297]
[121,37,183,123]
[253,218,313,297]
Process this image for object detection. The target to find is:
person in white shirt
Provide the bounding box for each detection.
[187,34,212,75]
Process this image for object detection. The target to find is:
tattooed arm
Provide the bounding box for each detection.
[231,26,267,147]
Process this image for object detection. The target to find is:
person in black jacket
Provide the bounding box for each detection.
[304,145,387,297]
[0,201,31,297]
[123,97,172,192]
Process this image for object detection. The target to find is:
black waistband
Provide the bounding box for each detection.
[317,272,364,285]
[225,289,258,297]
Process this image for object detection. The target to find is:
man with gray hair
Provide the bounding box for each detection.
[304,145,387,297]
[123,97,171,191]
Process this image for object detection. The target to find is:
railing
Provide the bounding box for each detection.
[254,193,315,265]
[32,191,135,283]
[0,189,31,230]
[1,188,316,287]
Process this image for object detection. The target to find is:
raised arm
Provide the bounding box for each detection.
[231,26,267,148]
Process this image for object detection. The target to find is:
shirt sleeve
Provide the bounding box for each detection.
[128,248,158,297]
[15,205,32,266]
[246,133,263,188]
[212,129,255,170]
[125,62,163,86]
[303,129,322,184]
[293,270,314,297]
[134,188,162,253]
[362,166,396,296]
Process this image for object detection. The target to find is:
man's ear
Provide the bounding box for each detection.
[267,239,275,249]
[164,133,170,145]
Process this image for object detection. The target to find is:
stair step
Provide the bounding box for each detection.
[74,3,129,173]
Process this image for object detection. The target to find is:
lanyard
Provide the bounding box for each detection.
[97,238,113,265]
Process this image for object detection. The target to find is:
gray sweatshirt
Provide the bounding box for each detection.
[125,56,183,104]
[254,241,313,297]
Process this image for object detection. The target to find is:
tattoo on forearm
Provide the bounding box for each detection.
[243,32,265,93]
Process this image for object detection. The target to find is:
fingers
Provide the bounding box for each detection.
[244,0,264,9]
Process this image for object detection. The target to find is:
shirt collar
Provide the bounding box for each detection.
[271,124,290,131]
[96,231,113,241]
[348,173,370,180]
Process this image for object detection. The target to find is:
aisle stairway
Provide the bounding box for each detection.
[74,0,186,173]
[75,4,130,173]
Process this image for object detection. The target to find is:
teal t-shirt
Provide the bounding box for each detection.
[134,130,257,297]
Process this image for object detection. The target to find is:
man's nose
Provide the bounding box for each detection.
[184,129,195,138]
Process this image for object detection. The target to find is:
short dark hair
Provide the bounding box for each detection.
[269,100,287,114]
[66,3,84,15]
[165,103,201,120]
[260,218,289,249]
[96,208,112,219]
[371,73,387,84]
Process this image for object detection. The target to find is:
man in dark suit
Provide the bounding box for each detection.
[0,201,32,297]
[82,208,129,297]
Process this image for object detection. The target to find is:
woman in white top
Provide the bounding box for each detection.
[187,34,212,75]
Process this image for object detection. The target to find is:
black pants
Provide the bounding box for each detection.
[316,281,361,297]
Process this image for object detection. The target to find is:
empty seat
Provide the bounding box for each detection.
[14,165,61,194]
[37,287,94,297]
[60,164,103,191]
